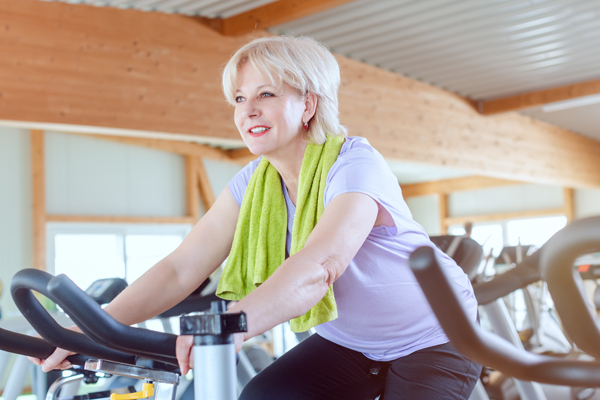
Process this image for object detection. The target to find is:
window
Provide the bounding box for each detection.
[48,223,192,290]
[54,234,125,290]
[506,216,567,248]
[451,215,569,331]
[449,215,567,259]
[449,223,504,258]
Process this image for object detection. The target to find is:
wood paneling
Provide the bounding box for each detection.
[480,78,600,115]
[3,0,600,188]
[200,0,358,36]
[0,0,246,140]
[31,130,45,270]
[336,55,600,188]
[401,176,523,198]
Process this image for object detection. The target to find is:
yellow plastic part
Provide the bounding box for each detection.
[110,382,155,400]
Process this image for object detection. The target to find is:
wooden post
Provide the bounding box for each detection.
[563,187,575,223]
[31,130,46,270]
[439,193,448,235]
[185,155,200,222]
[196,158,216,211]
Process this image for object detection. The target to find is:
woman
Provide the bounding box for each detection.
[34,35,481,399]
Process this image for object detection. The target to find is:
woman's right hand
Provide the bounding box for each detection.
[27,347,75,372]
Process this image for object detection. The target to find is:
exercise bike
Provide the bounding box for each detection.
[5,268,246,400]
[410,216,600,399]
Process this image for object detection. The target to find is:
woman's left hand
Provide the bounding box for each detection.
[233,332,244,353]
[175,333,245,375]
[176,335,194,375]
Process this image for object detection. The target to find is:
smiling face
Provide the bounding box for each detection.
[234,62,315,159]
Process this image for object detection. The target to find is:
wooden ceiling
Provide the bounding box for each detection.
[2,0,600,188]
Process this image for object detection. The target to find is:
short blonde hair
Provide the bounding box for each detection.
[222,35,347,145]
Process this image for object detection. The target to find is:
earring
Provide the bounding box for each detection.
[303,122,309,131]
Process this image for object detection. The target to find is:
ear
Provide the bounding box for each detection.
[302,92,318,124]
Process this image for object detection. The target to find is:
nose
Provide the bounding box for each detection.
[239,98,260,119]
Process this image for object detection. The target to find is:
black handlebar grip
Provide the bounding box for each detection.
[10,269,136,365]
[48,274,179,366]
[473,248,542,305]
[541,216,600,359]
[159,293,221,318]
[409,245,600,387]
[0,326,87,366]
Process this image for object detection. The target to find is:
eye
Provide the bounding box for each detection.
[260,92,274,98]
[235,96,244,103]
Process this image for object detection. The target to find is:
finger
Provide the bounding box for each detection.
[234,333,244,354]
[27,357,42,366]
[42,348,72,372]
[58,360,73,370]
[176,335,194,375]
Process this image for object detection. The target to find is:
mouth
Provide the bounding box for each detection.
[248,126,270,137]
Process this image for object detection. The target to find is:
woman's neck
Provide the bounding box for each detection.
[266,139,307,206]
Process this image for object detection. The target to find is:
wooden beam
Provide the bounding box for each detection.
[71,133,236,163]
[46,215,196,224]
[201,0,357,36]
[401,176,523,198]
[70,132,258,165]
[31,130,46,270]
[225,147,257,164]
[444,208,566,226]
[479,78,600,115]
[563,187,575,223]
[196,158,216,210]
[185,156,200,222]
[439,193,448,235]
[3,0,600,188]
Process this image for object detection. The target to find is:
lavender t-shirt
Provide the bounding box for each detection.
[228,136,478,361]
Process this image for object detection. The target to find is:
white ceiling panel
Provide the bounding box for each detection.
[271,0,600,100]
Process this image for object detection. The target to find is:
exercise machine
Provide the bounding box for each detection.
[409,216,600,397]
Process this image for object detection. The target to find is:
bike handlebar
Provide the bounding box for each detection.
[0,325,87,366]
[409,245,600,387]
[158,292,220,318]
[10,269,136,365]
[541,216,600,360]
[47,273,178,366]
[473,248,542,305]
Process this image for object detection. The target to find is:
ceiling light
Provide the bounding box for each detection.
[542,93,600,112]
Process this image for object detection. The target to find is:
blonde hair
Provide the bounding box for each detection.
[222,35,347,145]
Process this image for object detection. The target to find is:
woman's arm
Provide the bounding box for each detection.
[176,191,379,374]
[40,186,240,370]
[103,186,240,325]
[228,191,379,340]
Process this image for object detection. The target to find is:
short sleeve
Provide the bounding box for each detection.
[324,137,412,236]
[228,157,262,207]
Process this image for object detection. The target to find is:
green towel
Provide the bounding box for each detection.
[217,135,345,332]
